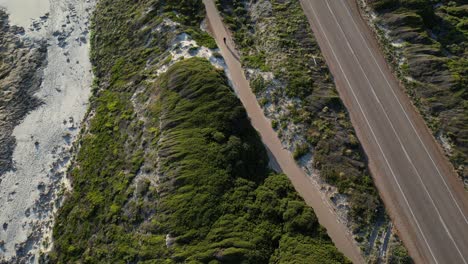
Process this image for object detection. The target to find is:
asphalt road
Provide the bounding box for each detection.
[299,0,468,263]
[203,0,365,262]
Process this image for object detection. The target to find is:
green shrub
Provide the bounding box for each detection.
[293,143,309,160]
[185,27,217,49]
[251,76,267,94]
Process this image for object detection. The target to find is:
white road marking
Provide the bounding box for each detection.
[324,0,467,262]
[341,0,468,226]
[305,1,440,263]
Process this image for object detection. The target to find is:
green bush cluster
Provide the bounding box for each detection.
[293,143,310,160]
[49,0,349,262]
[185,28,217,49]
[155,58,349,263]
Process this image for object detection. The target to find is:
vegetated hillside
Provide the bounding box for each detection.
[49,0,348,263]
[215,0,411,262]
[363,0,468,185]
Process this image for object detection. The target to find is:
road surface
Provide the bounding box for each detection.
[299,0,468,263]
[203,0,365,262]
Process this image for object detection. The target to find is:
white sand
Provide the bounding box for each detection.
[0,0,49,28]
[0,0,95,261]
[156,32,227,76]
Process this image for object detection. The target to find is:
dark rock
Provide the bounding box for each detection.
[37,182,46,192]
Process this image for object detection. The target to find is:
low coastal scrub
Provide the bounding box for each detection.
[154,58,348,263]
[49,0,348,262]
[364,0,468,184]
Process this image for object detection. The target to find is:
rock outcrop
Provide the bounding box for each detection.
[0,10,46,176]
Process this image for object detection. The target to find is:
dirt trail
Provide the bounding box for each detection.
[202,0,364,263]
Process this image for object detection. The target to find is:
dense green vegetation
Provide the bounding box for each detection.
[50,0,349,263]
[153,58,348,263]
[367,0,468,183]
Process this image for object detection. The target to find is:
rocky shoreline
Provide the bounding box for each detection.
[0,10,46,177]
[0,0,95,262]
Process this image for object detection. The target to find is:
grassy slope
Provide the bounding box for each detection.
[366,0,468,182]
[50,0,348,263]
